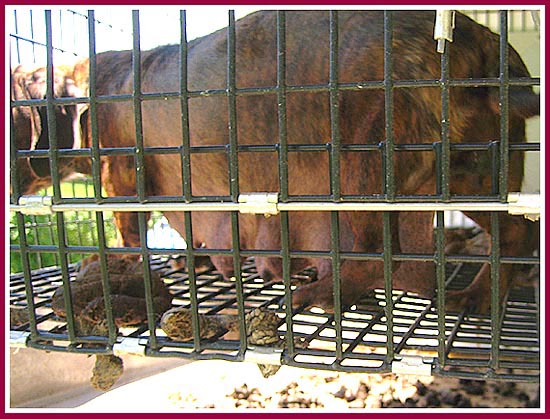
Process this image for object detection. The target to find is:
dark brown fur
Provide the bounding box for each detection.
[10,64,89,195]
[13,11,539,312]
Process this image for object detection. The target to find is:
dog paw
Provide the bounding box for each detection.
[445,288,490,314]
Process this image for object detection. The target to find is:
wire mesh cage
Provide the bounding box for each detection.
[9,8,541,390]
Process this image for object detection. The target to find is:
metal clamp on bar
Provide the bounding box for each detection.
[10,331,31,348]
[244,345,283,366]
[392,355,433,376]
[17,195,54,215]
[238,193,279,217]
[434,10,456,53]
[112,337,148,357]
[508,193,541,221]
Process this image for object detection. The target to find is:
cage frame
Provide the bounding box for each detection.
[9,8,541,383]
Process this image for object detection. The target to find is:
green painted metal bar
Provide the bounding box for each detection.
[499,11,510,201]
[81,15,104,316]
[439,38,451,201]
[277,11,289,202]
[435,211,447,367]
[87,10,103,203]
[15,213,40,340]
[489,212,502,371]
[276,11,296,359]
[94,211,118,345]
[179,10,193,202]
[227,10,247,357]
[227,10,239,202]
[131,10,147,202]
[138,211,160,349]
[331,211,344,363]
[383,11,395,201]
[44,11,61,203]
[382,211,394,363]
[329,11,341,201]
[177,9,203,354]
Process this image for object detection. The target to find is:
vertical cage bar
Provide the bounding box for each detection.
[227,10,247,354]
[45,9,77,343]
[58,10,63,54]
[94,211,118,344]
[183,210,203,351]
[434,142,442,195]
[277,11,295,358]
[491,9,508,369]
[330,211,343,362]
[277,11,289,202]
[13,10,21,63]
[231,210,247,357]
[87,10,103,202]
[132,10,157,349]
[131,10,147,202]
[44,11,62,202]
[329,11,344,361]
[227,10,239,202]
[383,11,395,201]
[280,211,295,357]
[36,215,47,267]
[30,10,36,63]
[74,209,84,246]
[439,38,451,201]
[55,210,77,342]
[9,105,20,203]
[498,11,510,201]
[490,141,500,195]
[489,212,501,370]
[138,211,160,349]
[435,210,447,366]
[329,11,341,201]
[45,214,58,266]
[180,9,203,352]
[179,10,193,202]
[382,211,394,363]
[382,10,395,366]
[15,213,40,339]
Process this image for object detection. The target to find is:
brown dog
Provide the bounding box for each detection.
[10,64,89,195]
[12,11,539,313]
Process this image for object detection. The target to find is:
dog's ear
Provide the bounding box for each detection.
[28,69,89,177]
[11,66,37,151]
[488,88,540,120]
[481,38,540,120]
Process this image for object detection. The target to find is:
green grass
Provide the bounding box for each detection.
[10,179,118,273]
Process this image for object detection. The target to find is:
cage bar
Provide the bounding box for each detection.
[227,10,247,357]
[499,11,510,201]
[9,8,540,385]
[383,11,395,201]
[44,11,61,202]
[131,11,147,202]
[179,10,192,202]
[87,10,103,202]
[439,37,451,201]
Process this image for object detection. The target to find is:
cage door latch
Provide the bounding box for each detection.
[392,355,433,377]
[434,10,456,53]
[112,337,148,357]
[17,195,54,215]
[508,193,540,222]
[238,193,279,217]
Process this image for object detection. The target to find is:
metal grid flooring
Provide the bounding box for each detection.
[9,257,539,381]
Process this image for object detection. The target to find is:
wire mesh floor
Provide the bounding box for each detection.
[9,257,539,382]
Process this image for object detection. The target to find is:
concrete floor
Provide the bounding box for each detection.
[9,347,189,408]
